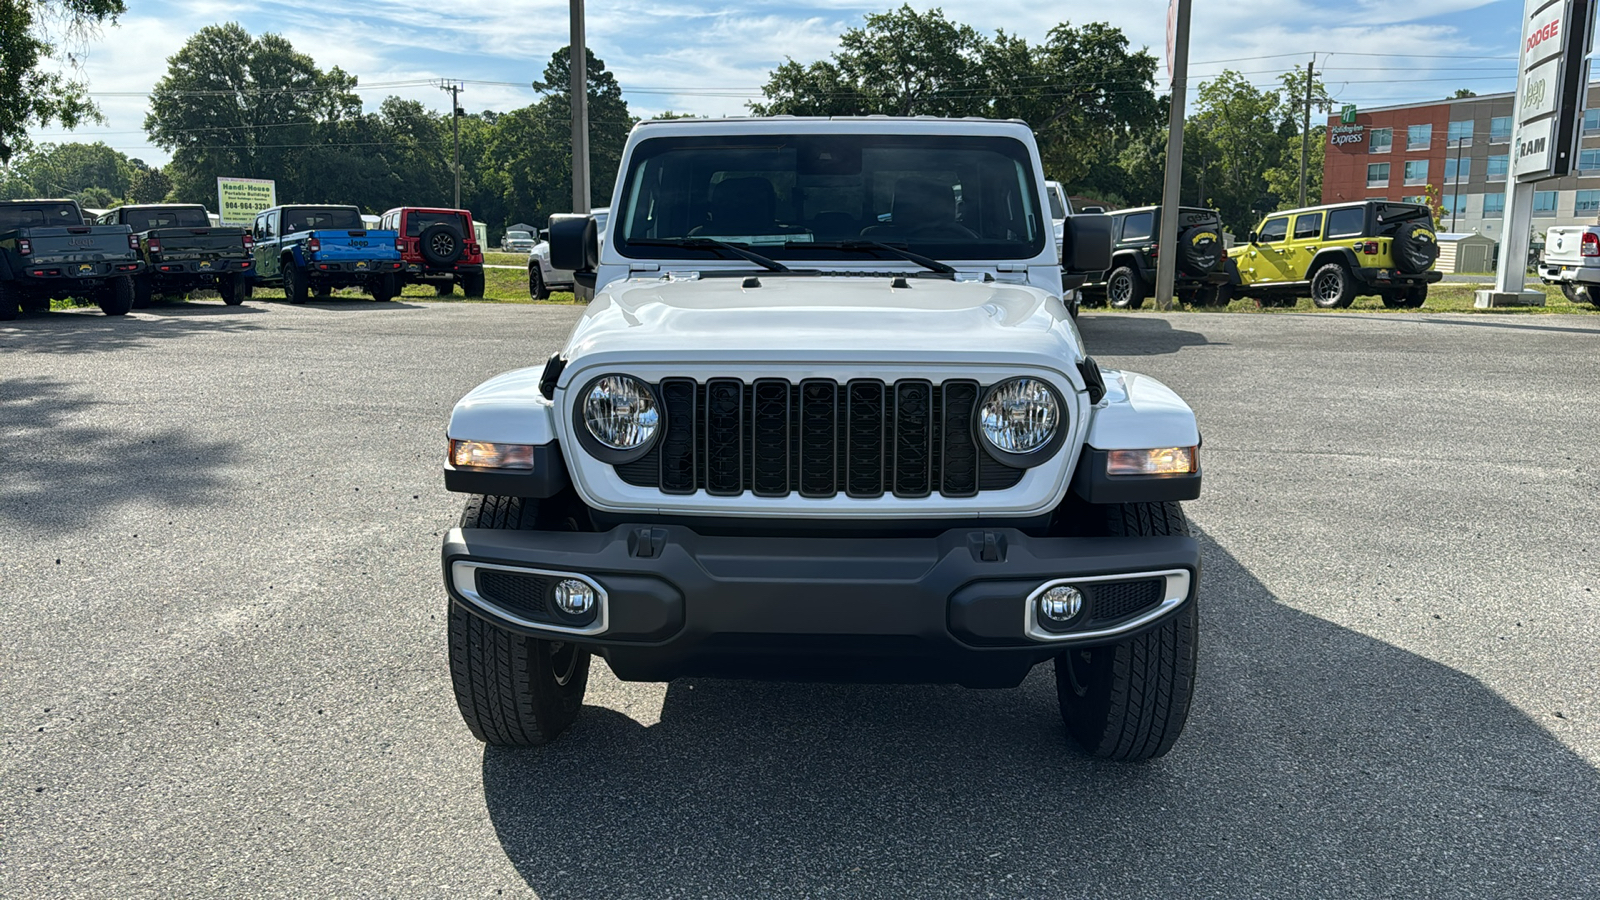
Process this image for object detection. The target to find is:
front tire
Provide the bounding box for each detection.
[448,495,592,746]
[529,264,550,300]
[1107,265,1148,310]
[1055,501,1198,761]
[98,276,136,316]
[1310,262,1356,309]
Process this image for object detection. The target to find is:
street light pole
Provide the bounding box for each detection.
[438,81,464,209]
[1450,136,1464,232]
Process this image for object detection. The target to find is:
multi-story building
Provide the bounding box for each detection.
[1322,86,1600,250]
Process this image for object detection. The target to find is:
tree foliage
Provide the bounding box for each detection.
[752,6,1159,191]
[0,0,123,162]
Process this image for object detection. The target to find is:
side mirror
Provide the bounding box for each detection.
[1063,213,1113,275]
[549,213,598,274]
[1247,231,1259,244]
[537,229,550,242]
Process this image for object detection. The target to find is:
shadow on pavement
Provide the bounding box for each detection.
[481,528,1598,899]
[0,306,263,354]
[0,377,238,534]
[1320,313,1600,336]
[293,299,425,311]
[1076,313,1217,356]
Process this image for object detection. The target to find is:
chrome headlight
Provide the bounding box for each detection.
[978,377,1064,465]
[580,375,660,458]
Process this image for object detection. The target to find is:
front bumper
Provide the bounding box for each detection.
[1353,267,1442,288]
[442,524,1199,687]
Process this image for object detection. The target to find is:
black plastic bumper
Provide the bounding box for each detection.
[1354,267,1443,287]
[309,259,404,282]
[442,524,1199,687]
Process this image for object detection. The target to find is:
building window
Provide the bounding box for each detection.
[1582,149,1600,172]
[1586,109,1600,134]
[1487,154,1509,181]
[1442,194,1468,218]
[1444,157,1471,181]
[1489,116,1512,142]
[1367,163,1390,187]
[1483,193,1505,216]
[1577,190,1600,213]
[1404,160,1429,185]
[1533,191,1558,216]
[1407,124,1432,150]
[1401,195,1427,204]
[1448,120,1473,147]
[1369,127,1392,153]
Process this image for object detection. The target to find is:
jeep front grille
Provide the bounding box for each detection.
[616,378,1024,499]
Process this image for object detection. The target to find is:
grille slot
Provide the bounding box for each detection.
[1084,579,1164,624]
[612,377,1028,498]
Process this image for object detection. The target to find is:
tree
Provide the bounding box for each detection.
[753,8,1159,193]
[145,24,361,205]
[0,0,124,163]
[127,166,173,204]
[0,141,134,199]
[1452,88,1478,99]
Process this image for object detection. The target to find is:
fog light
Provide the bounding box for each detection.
[1107,446,1197,475]
[553,579,596,615]
[1038,585,1083,622]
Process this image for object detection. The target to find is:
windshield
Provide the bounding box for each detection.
[122,206,210,230]
[614,133,1045,261]
[282,207,364,232]
[507,231,532,240]
[0,203,82,231]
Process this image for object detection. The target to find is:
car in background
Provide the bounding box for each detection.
[250,204,404,303]
[502,230,537,252]
[98,203,253,307]
[1224,200,1440,308]
[1537,225,1600,306]
[528,208,609,299]
[380,207,485,297]
[1045,180,1072,264]
[1082,206,1226,309]
[0,198,142,318]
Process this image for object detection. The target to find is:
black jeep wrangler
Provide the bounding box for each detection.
[98,204,254,307]
[0,199,143,320]
[1082,206,1226,308]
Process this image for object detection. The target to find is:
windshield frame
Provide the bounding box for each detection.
[611,132,1048,263]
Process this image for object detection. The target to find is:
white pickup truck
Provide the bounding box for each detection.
[438,116,1205,760]
[1538,225,1600,306]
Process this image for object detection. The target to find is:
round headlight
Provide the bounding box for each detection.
[978,377,1061,459]
[583,375,660,451]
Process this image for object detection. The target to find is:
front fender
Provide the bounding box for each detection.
[444,366,567,498]
[1073,368,1201,504]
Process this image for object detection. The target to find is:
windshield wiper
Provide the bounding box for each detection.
[628,237,791,272]
[790,240,957,276]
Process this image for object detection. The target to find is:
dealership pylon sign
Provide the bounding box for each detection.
[1512,0,1594,180]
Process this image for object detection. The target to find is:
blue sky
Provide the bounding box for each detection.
[30,0,1534,166]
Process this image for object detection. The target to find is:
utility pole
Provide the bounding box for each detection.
[1299,56,1314,207]
[1450,137,1465,232]
[1153,0,1191,310]
[438,81,464,208]
[570,0,591,213]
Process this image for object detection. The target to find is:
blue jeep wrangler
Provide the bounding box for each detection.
[249,205,403,302]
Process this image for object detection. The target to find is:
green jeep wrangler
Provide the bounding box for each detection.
[1224,200,1441,308]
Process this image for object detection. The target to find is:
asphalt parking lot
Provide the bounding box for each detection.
[3,300,1598,898]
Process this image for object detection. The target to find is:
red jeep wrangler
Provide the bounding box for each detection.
[379,207,486,297]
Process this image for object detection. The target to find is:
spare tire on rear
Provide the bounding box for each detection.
[1177,224,1222,276]
[1390,220,1439,275]
[419,223,463,266]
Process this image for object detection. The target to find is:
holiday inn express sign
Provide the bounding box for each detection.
[1512,0,1594,180]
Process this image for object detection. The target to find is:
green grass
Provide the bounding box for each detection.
[1098,282,1598,315]
[50,265,576,309]
[481,250,528,267]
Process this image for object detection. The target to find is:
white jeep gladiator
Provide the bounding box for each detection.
[1538,225,1600,306]
[440,117,1204,760]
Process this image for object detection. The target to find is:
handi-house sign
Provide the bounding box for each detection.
[1329,124,1366,146]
